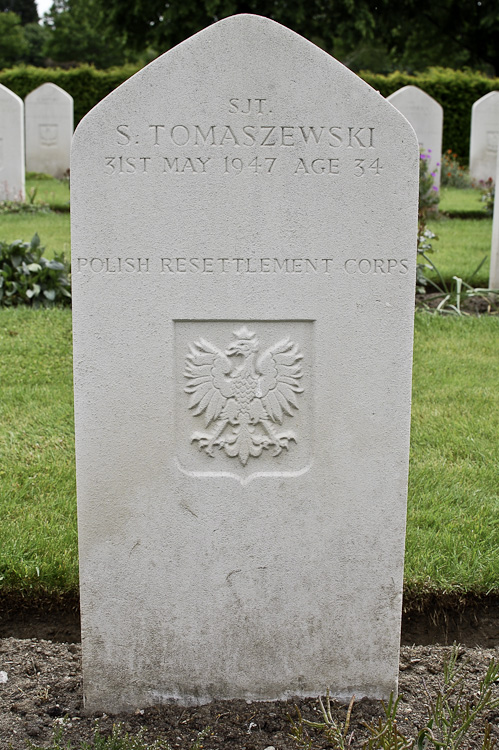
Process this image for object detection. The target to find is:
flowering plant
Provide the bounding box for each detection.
[441,149,470,188]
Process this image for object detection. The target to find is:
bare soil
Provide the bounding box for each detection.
[1,596,498,749]
[0,640,498,749]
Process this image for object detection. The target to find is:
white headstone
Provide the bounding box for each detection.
[72,14,418,714]
[25,82,73,177]
[0,84,25,201]
[490,154,499,288]
[387,85,443,189]
[469,91,499,184]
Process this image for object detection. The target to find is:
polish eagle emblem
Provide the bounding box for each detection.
[184,327,304,465]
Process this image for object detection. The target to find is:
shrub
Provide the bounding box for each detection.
[0,234,71,307]
[441,149,471,188]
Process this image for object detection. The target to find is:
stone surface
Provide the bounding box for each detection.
[0,84,25,200]
[387,85,443,188]
[71,14,419,714]
[25,83,73,177]
[490,153,499,288]
[469,91,499,183]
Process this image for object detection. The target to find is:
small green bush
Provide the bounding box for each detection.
[0,234,71,307]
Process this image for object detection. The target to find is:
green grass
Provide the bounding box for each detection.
[406,314,499,595]
[0,211,71,259]
[0,309,498,598]
[26,172,70,211]
[0,308,77,593]
[438,186,485,214]
[425,216,492,287]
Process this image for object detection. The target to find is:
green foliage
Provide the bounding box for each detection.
[0,11,28,68]
[96,0,499,75]
[0,0,38,24]
[441,150,471,189]
[0,234,71,307]
[22,21,52,66]
[43,0,130,68]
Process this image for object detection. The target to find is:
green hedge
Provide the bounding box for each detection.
[0,64,140,127]
[1,64,499,161]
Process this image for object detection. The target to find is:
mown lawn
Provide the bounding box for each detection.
[0,308,497,598]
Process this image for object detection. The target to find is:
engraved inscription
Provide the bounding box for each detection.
[39,124,58,147]
[486,131,499,152]
[184,327,303,465]
[106,118,382,178]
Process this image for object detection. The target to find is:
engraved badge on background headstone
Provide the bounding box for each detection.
[39,123,58,147]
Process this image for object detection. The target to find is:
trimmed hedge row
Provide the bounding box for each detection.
[1,64,499,161]
[0,64,140,128]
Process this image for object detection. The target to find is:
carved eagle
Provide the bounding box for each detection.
[184,326,304,465]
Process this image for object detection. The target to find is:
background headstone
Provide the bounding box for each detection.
[490,153,499,288]
[0,84,25,201]
[25,83,73,177]
[72,14,419,714]
[387,85,443,189]
[469,91,499,183]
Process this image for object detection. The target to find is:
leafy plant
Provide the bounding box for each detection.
[0,234,71,307]
[290,648,499,750]
[364,694,413,750]
[419,647,499,750]
[289,692,355,749]
[441,151,471,189]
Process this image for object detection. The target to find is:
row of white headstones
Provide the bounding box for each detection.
[1,80,499,286]
[0,81,73,199]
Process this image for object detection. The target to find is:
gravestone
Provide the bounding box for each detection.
[490,155,499,288]
[25,83,73,177]
[0,84,25,200]
[72,14,419,714]
[470,91,499,183]
[387,85,443,189]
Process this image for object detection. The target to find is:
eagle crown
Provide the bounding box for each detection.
[225,327,259,359]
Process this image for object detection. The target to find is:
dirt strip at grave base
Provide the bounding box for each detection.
[0,591,498,647]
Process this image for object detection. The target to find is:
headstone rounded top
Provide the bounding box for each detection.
[387,85,442,112]
[471,90,499,112]
[74,13,417,146]
[25,82,73,104]
[0,82,23,106]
